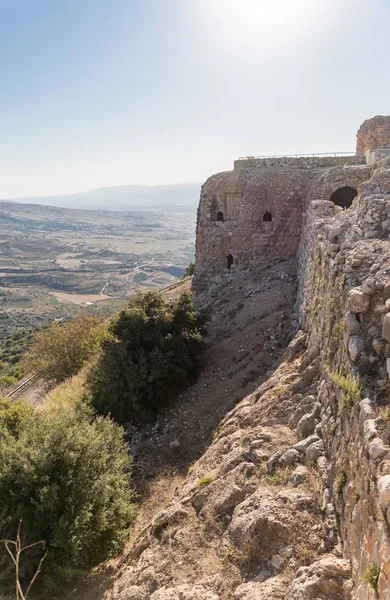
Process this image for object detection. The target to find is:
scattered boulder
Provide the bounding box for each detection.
[279,448,301,467]
[377,475,390,512]
[291,465,308,486]
[297,412,317,438]
[233,577,286,600]
[348,289,370,313]
[382,313,390,343]
[227,490,291,558]
[306,440,325,462]
[348,335,364,362]
[345,311,361,335]
[286,556,351,599]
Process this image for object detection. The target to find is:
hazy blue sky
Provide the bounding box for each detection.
[0,0,389,197]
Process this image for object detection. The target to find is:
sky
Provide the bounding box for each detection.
[0,0,389,198]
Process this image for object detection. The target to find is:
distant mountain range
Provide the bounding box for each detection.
[4,183,201,214]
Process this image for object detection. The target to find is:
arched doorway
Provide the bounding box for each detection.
[330,186,357,210]
[216,211,224,222]
[263,211,272,222]
[227,254,233,272]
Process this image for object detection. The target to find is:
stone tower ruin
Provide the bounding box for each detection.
[192,115,390,290]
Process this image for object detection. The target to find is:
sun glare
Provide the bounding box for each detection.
[207,0,318,47]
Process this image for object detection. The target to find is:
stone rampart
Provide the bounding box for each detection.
[356,115,390,156]
[296,169,390,597]
[234,154,365,171]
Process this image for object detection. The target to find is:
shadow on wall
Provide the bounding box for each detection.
[330,186,357,210]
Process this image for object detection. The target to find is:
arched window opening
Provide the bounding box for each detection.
[227,254,233,272]
[330,186,357,210]
[263,211,272,222]
[216,211,224,222]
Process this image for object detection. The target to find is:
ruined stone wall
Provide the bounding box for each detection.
[296,157,390,598]
[193,166,311,288]
[234,155,365,171]
[356,115,390,156]
[193,160,369,290]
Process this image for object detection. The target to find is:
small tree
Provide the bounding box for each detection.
[0,403,136,591]
[24,315,108,389]
[183,262,195,278]
[88,291,205,424]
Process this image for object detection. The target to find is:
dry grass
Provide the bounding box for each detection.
[41,371,87,416]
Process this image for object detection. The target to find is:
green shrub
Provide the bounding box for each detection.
[327,368,361,409]
[0,403,136,591]
[88,291,205,424]
[364,562,380,593]
[183,262,195,277]
[197,476,212,488]
[0,397,34,437]
[0,375,17,389]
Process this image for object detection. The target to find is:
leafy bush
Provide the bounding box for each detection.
[183,262,195,277]
[364,562,380,593]
[88,291,205,424]
[0,402,136,591]
[0,375,17,389]
[25,315,108,389]
[0,398,33,437]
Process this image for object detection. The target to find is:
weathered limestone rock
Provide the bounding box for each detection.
[373,337,386,357]
[297,412,317,438]
[209,484,245,514]
[345,311,361,335]
[279,448,301,467]
[382,313,390,342]
[377,475,390,512]
[233,577,286,600]
[293,434,320,453]
[150,585,220,600]
[348,289,370,313]
[286,556,351,599]
[291,465,308,486]
[114,584,147,600]
[227,490,290,558]
[306,440,325,462]
[348,335,364,362]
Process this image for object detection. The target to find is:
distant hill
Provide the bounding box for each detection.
[4,183,201,214]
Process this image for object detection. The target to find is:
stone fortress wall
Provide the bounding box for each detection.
[356,115,390,156]
[193,116,390,290]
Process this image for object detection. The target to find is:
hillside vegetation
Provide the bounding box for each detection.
[89,291,205,424]
[0,288,204,597]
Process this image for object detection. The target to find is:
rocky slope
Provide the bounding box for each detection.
[67,154,390,600]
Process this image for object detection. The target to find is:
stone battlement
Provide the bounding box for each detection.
[234,154,365,171]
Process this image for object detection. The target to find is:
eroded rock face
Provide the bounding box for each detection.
[286,557,351,599]
[233,577,286,599]
[150,585,220,600]
[227,489,291,558]
[110,122,390,600]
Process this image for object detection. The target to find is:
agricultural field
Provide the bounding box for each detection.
[0,201,196,336]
